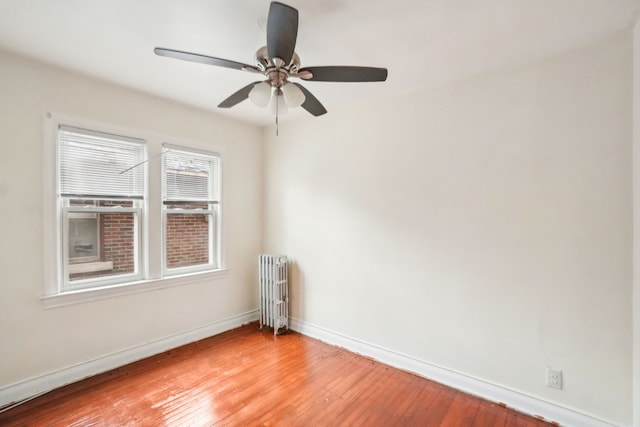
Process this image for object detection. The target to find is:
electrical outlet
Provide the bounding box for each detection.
[546,367,562,390]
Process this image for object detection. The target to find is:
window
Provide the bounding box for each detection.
[45,117,225,303]
[57,126,144,290]
[162,146,220,274]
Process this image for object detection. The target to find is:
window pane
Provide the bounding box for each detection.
[67,211,137,282]
[68,214,99,260]
[165,212,212,269]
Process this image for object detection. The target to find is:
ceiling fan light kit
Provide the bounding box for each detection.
[248,81,272,107]
[154,1,388,131]
[281,82,305,108]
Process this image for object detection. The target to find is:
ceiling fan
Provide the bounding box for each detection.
[154,1,388,119]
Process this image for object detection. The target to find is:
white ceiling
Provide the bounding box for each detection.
[0,0,637,127]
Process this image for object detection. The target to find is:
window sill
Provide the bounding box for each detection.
[41,269,229,309]
[68,261,114,275]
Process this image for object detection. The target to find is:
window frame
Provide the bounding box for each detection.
[42,113,227,309]
[161,144,222,276]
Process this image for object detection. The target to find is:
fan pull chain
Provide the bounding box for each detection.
[275,91,279,136]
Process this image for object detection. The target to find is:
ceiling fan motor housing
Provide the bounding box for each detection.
[255,46,301,88]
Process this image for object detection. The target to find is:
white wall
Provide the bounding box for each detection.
[0,50,262,399]
[633,17,640,427]
[263,33,633,425]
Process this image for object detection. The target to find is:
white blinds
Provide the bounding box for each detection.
[162,147,219,203]
[58,126,145,199]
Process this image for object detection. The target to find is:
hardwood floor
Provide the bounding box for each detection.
[0,323,553,426]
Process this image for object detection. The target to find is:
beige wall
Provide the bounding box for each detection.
[0,50,262,390]
[263,33,633,425]
[634,17,640,427]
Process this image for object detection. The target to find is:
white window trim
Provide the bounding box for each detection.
[41,269,229,309]
[42,112,228,308]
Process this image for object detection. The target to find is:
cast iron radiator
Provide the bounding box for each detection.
[259,254,289,335]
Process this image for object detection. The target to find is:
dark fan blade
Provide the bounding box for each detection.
[218,81,262,108]
[267,2,298,65]
[154,48,261,73]
[298,66,388,82]
[293,83,327,116]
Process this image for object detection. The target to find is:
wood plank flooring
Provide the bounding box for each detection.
[0,323,553,426]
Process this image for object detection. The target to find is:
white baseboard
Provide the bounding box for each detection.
[289,317,618,427]
[0,310,259,409]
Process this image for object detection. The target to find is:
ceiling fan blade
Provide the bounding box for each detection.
[154,47,261,73]
[297,66,388,82]
[218,81,262,108]
[267,2,298,65]
[293,83,327,116]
